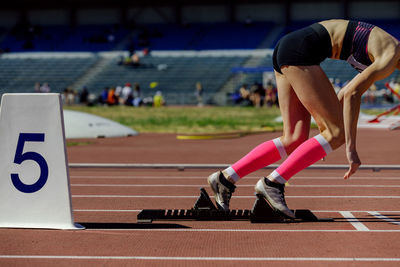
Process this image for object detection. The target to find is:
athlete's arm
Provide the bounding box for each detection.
[341,56,398,179]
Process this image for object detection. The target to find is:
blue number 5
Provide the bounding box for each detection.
[11,133,49,193]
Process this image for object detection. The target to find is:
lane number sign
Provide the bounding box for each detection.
[11,133,49,193]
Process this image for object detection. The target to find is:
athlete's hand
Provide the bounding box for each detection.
[344,150,361,179]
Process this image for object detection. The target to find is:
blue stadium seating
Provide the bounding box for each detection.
[1,22,275,52]
[0,56,98,92]
[1,20,400,105]
[0,25,129,52]
[84,55,248,104]
[134,22,274,51]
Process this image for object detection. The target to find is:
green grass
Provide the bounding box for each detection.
[64,105,386,134]
[66,141,96,147]
[64,106,283,134]
[361,108,387,116]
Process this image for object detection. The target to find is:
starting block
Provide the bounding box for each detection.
[0,93,83,230]
[137,188,332,223]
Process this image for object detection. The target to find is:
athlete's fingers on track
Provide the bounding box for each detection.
[343,163,360,179]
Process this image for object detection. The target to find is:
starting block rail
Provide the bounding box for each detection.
[137,188,333,224]
[69,163,400,172]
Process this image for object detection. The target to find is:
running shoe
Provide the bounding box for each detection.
[207,171,236,211]
[255,177,295,219]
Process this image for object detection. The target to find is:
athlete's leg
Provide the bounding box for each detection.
[268,65,344,184]
[256,65,344,218]
[221,71,311,183]
[275,70,311,154]
[208,71,311,211]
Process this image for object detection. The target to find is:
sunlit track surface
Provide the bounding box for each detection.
[2,127,400,266]
[1,167,400,267]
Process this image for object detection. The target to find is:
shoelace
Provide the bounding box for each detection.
[277,185,288,205]
[219,185,233,205]
[218,172,236,205]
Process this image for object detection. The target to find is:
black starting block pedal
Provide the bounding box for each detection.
[137,188,250,223]
[250,194,297,223]
[137,188,332,223]
[251,194,333,223]
[193,187,217,210]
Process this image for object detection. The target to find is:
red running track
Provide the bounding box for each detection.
[0,129,399,266]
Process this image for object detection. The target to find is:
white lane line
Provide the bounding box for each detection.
[84,229,400,233]
[70,184,400,188]
[368,212,400,226]
[316,210,400,213]
[73,209,400,213]
[74,209,141,212]
[1,255,400,261]
[70,176,400,180]
[340,211,370,231]
[71,195,400,199]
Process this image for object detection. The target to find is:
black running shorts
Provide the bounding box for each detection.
[273,23,332,74]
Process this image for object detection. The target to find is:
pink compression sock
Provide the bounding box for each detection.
[224,138,287,182]
[269,134,332,184]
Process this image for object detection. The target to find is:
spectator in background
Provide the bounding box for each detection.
[132,83,142,107]
[330,78,342,94]
[62,88,74,105]
[250,82,265,107]
[383,86,394,103]
[265,82,278,107]
[100,87,109,105]
[34,82,41,93]
[107,87,118,106]
[153,91,165,107]
[79,86,89,105]
[334,78,343,89]
[121,83,132,104]
[143,48,150,56]
[68,88,76,105]
[363,83,377,104]
[125,93,134,106]
[195,82,204,107]
[239,84,251,104]
[39,82,51,93]
[115,86,123,105]
[394,80,400,94]
[131,53,140,67]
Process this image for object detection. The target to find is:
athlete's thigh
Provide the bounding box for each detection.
[281,65,343,133]
[275,71,311,152]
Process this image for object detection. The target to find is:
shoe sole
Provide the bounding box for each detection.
[255,180,295,219]
[207,173,226,211]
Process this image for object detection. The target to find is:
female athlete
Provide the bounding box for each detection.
[208,19,400,218]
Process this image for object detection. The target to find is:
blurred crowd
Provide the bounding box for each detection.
[33,76,399,108]
[230,77,400,108]
[330,78,400,105]
[231,79,279,108]
[33,82,165,107]
[97,83,165,107]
